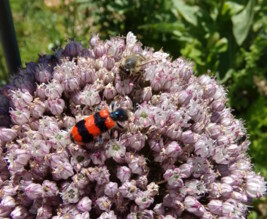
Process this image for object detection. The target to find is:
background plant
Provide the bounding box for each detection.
[0,0,266,217]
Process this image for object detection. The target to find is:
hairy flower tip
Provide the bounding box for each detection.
[63,40,83,58]
[0,32,265,218]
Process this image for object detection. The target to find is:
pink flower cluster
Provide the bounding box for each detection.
[0,32,266,218]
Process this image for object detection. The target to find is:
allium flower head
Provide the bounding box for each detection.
[0,32,265,218]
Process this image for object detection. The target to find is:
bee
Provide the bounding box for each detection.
[119,53,146,81]
[70,107,128,145]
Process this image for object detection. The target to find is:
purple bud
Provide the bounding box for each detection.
[208,200,223,215]
[104,182,118,198]
[89,34,100,47]
[147,182,159,197]
[63,116,76,129]
[10,107,30,125]
[104,83,117,99]
[63,41,83,57]
[98,211,117,219]
[94,44,106,58]
[42,180,59,197]
[103,56,115,71]
[163,168,184,188]
[77,196,92,212]
[96,196,112,212]
[36,205,53,219]
[206,123,221,139]
[31,98,46,118]
[141,87,153,101]
[128,155,147,175]
[0,128,17,142]
[179,163,193,178]
[184,196,205,217]
[115,80,134,95]
[11,89,33,109]
[178,90,192,106]
[35,64,53,83]
[181,130,196,144]
[0,204,12,217]
[47,98,65,115]
[79,68,97,84]
[10,206,29,219]
[62,76,80,92]
[1,196,16,208]
[165,141,182,158]
[117,166,131,183]
[25,183,43,200]
[44,80,64,99]
[119,181,138,200]
[246,173,266,198]
[135,191,154,210]
[212,99,225,111]
[136,175,148,190]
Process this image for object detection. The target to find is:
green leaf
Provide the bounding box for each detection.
[215,37,228,53]
[172,0,199,26]
[231,0,255,46]
[138,22,184,34]
[222,1,243,16]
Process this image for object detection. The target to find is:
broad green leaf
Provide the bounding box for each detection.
[222,1,243,16]
[231,0,255,45]
[172,0,199,26]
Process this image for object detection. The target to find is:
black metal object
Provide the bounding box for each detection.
[0,0,21,75]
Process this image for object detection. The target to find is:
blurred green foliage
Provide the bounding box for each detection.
[0,0,266,217]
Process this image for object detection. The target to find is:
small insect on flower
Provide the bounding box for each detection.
[119,53,147,81]
[70,107,128,145]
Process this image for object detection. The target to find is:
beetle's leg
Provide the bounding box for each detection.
[117,122,123,129]
[99,135,103,144]
[109,129,113,138]
[111,102,115,112]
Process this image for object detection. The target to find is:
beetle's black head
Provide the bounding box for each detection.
[110,108,128,122]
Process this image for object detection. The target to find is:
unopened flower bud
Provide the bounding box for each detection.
[63,41,83,58]
[117,166,131,183]
[165,141,182,158]
[208,200,223,215]
[89,34,100,47]
[135,191,153,210]
[11,89,33,109]
[104,83,117,99]
[35,64,52,83]
[96,196,112,212]
[77,196,92,212]
[42,180,59,197]
[45,80,63,99]
[246,173,266,198]
[104,182,118,198]
[10,206,29,219]
[181,130,196,144]
[184,196,205,217]
[98,211,117,219]
[94,44,106,58]
[1,196,16,208]
[0,128,17,142]
[31,98,46,118]
[62,77,80,92]
[141,87,153,101]
[36,205,53,219]
[10,107,30,125]
[47,98,65,115]
[25,183,43,200]
[178,90,192,106]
